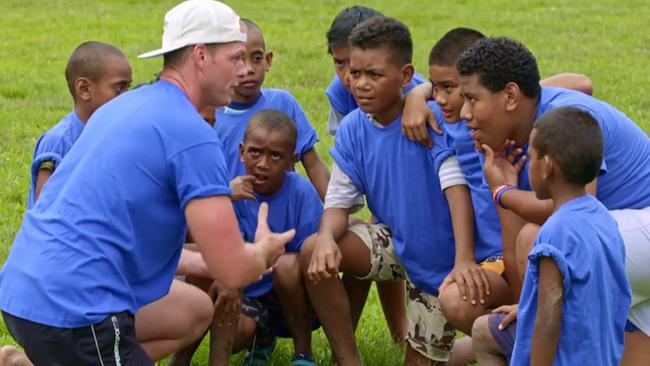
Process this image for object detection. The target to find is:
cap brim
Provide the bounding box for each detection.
[138,44,186,59]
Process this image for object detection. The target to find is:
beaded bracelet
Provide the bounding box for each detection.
[492,184,516,209]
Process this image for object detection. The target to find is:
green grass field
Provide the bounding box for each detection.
[1,0,649,364]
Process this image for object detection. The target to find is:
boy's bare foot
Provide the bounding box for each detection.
[0,346,33,366]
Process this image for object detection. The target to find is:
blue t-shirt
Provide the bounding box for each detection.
[325,72,426,134]
[331,108,455,295]
[27,110,85,208]
[511,195,631,365]
[215,88,319,179]
[440,110,502,261]
[517,87,650,210]
[233,172,322,297]
[0,80,231,328]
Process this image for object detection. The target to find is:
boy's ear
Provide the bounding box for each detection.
[400,64,415,89]
[239,142,245,162]
[542,154,553,180]
[504,82,521,112]
[74,77,92,101]
[264,51,274,71]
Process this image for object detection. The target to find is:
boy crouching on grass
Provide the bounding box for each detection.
[173,110,321,366]
[472,107,631,365]
[300,16,482,366]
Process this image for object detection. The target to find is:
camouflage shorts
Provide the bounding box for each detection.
[348,223,456,361]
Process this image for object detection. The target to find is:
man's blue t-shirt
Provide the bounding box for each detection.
[331,108,456,295]
[325,72,426,134]
[511,195,631,365]
[0,80,231,328]
[233,172,322,298]
[441,113,502,262]
[517,87,650,210]
[215,89,319,179]
[27,110,85,208]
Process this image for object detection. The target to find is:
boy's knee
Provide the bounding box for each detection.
[298,234,317,273]
[471,314,492,344]
[515,223,540,254]
[439,284,478,329]
[273,253,301,288]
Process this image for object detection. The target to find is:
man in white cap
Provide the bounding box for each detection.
[0,1,294,365]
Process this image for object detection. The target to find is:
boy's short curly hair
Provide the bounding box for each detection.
[245,109,297,149]
[428,27,485,66]
[533,106,603,185]
[326,6,383,52]
[348,16,412,67]
[457,37,541,98]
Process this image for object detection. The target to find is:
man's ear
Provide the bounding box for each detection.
[239,142,245,162]
[74,77,92,101]
[264,51,274,71]
[400,64,415,88]
[504,82,521,112]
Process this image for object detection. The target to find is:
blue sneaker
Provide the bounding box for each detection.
[242,338,276,366]
[291,353,316,366]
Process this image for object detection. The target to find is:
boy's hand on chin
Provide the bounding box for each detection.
[482,140,526,191]
[230,175,256,201]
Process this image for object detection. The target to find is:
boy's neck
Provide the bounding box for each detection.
[74,105,92,124]
[511,96,539,147]
[231,89,262,105]
[550,182,587,212]
[371,95,405,126]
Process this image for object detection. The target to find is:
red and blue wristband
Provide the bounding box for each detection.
[492,184,516,209]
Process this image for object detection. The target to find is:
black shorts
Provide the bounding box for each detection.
[241,290,319,338]
[3,311,152,366]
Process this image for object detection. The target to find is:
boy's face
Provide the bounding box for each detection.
[429,64,464,123]
[88,55,132,112]
[234,26,272,101]
[239,125,296,196]
[348,47,410,121]
[330,46,352,90]
[459,73,517,150]
[528,130,551,200]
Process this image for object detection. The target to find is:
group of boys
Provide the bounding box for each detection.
[1,1,649,366]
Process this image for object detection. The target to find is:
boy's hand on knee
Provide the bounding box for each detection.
[440,260,491,305]
[307,234,341,283]
[210,281,242,326]
[230,175,256,201]
[492,304,518,330]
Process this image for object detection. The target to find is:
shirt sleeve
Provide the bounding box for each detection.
[168,142,232,210]
[528,243,572,294]
[439,155,468,190]
[324,161,364,213]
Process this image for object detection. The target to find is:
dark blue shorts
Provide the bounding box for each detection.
[488,312,516,361]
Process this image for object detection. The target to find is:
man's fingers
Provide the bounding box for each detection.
[255,202,270,238]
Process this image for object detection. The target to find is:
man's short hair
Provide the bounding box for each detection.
[533,106,603,185]
[65,41,125,96]
[457,37,541,98]
[348,16,412,67]
[428,27,485,66]
[163,43,222,68]
[326,6,383,52]
[245,109,297,149]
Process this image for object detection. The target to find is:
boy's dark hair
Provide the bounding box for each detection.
[245,110,297,149]
[533,106,603,185]
[65,41,125,96]
[348,16,412,66]
[428,27,485,66]
[241,18,265,49]
[326,5,383,52]
[457,37,541,98]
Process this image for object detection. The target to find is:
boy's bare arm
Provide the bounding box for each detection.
[34,166,54,201]
[541,73,593,96]
[307,207,350,282]
[440,184,491,305]
[531,257,563,366]
[496,207,527,299]
[301,148,330,201]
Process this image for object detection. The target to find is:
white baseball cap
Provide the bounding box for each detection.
[138,0,247,59]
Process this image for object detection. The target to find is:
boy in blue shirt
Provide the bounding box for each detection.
[474,107,631,365]
[174,110,322,366]
[214,19,329,199]
[28,41,132,207]
[301,16,481,366]
[456,37,650,365]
